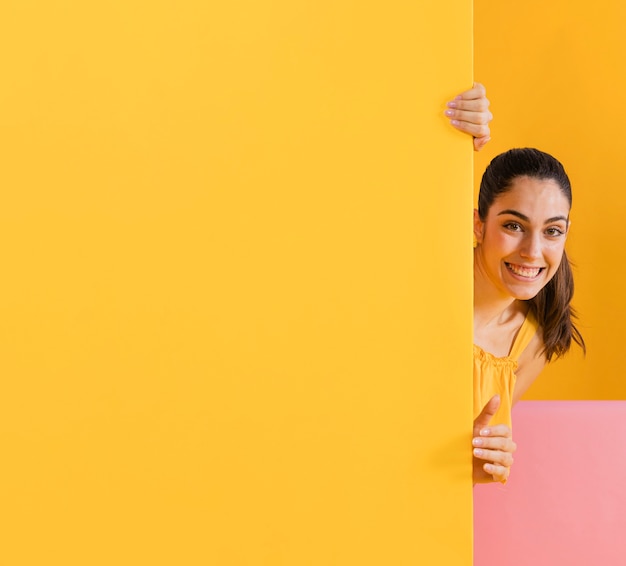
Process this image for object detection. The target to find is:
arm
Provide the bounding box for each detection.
[446,82,493,151]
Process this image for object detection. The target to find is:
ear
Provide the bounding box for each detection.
[473,209,485,244]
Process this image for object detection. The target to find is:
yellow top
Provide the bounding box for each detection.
[473,311,539,429]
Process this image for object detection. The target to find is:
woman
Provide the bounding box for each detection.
[471,148,585,483]
[444,87,584,484]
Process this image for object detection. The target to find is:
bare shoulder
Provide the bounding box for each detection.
[512,330,547,405]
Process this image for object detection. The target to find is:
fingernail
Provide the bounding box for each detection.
[450,120,460,126]
[472,438,483,447]
[447,101,458,108]
[444,109,454,117]
[473,448,483,457]
[480,428,490,436]
[455,94,462,100]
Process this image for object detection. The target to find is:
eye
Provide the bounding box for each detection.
[503,222,523,232]
[545,226,566,237]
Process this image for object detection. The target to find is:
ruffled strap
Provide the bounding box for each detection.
[509,310,539,361]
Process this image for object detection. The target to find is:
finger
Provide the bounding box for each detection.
[454,81,487,101]
[473,436,516,454]
[474,395,501,431]
[473,447,514,467]
[474,395,500,428]
[445,108,491,125]
[483,462,509,483]
[473,136,491,152]
[481,423,513,439]
[474,439,517,457]
[446,97,490,112]
[450,119,490,138]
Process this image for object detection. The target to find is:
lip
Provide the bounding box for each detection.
[505,262,545,280]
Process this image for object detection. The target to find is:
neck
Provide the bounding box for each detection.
[474,281,518,327]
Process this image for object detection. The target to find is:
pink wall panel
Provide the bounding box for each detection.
[474,401,626,565]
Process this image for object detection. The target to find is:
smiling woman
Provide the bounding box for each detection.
[475,176,570,304]
[471,148,585,484]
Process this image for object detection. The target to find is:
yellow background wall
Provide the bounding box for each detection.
[475,0,626,400]
[1,1,475,564]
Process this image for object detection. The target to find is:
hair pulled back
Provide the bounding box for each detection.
[479,148,585,361]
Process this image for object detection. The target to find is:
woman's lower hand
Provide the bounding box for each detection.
[472,395,517,484]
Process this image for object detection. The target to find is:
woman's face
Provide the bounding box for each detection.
[474,175,571,301]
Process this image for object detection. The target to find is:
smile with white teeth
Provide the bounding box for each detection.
[505,262,544,278]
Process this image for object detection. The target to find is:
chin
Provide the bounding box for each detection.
[514,291,541,301]
[508,284,545,301]
[503,272,552,301]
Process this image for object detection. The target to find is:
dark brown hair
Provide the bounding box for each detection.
[478,148,585,361]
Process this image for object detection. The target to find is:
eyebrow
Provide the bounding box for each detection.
[497,209,569,224]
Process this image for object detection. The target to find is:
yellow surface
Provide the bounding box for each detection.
[1,1,474,564]
[475,0,626,400]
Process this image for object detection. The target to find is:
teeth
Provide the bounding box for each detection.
[507,263,542,278]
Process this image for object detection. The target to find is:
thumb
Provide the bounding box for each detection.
[473,136,491,152]
[474,394,500,431]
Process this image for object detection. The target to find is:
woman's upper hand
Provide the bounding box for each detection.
[472,395,517,484]
[445,82,492,151]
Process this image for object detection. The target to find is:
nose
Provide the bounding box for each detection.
[519,232,542,260]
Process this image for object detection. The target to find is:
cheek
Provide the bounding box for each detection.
[485,232,516,256]
[547,242,567,264]
[544,246,567,279]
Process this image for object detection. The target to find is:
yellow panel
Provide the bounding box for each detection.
[475,1,626,400]
[1,1,473,564]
